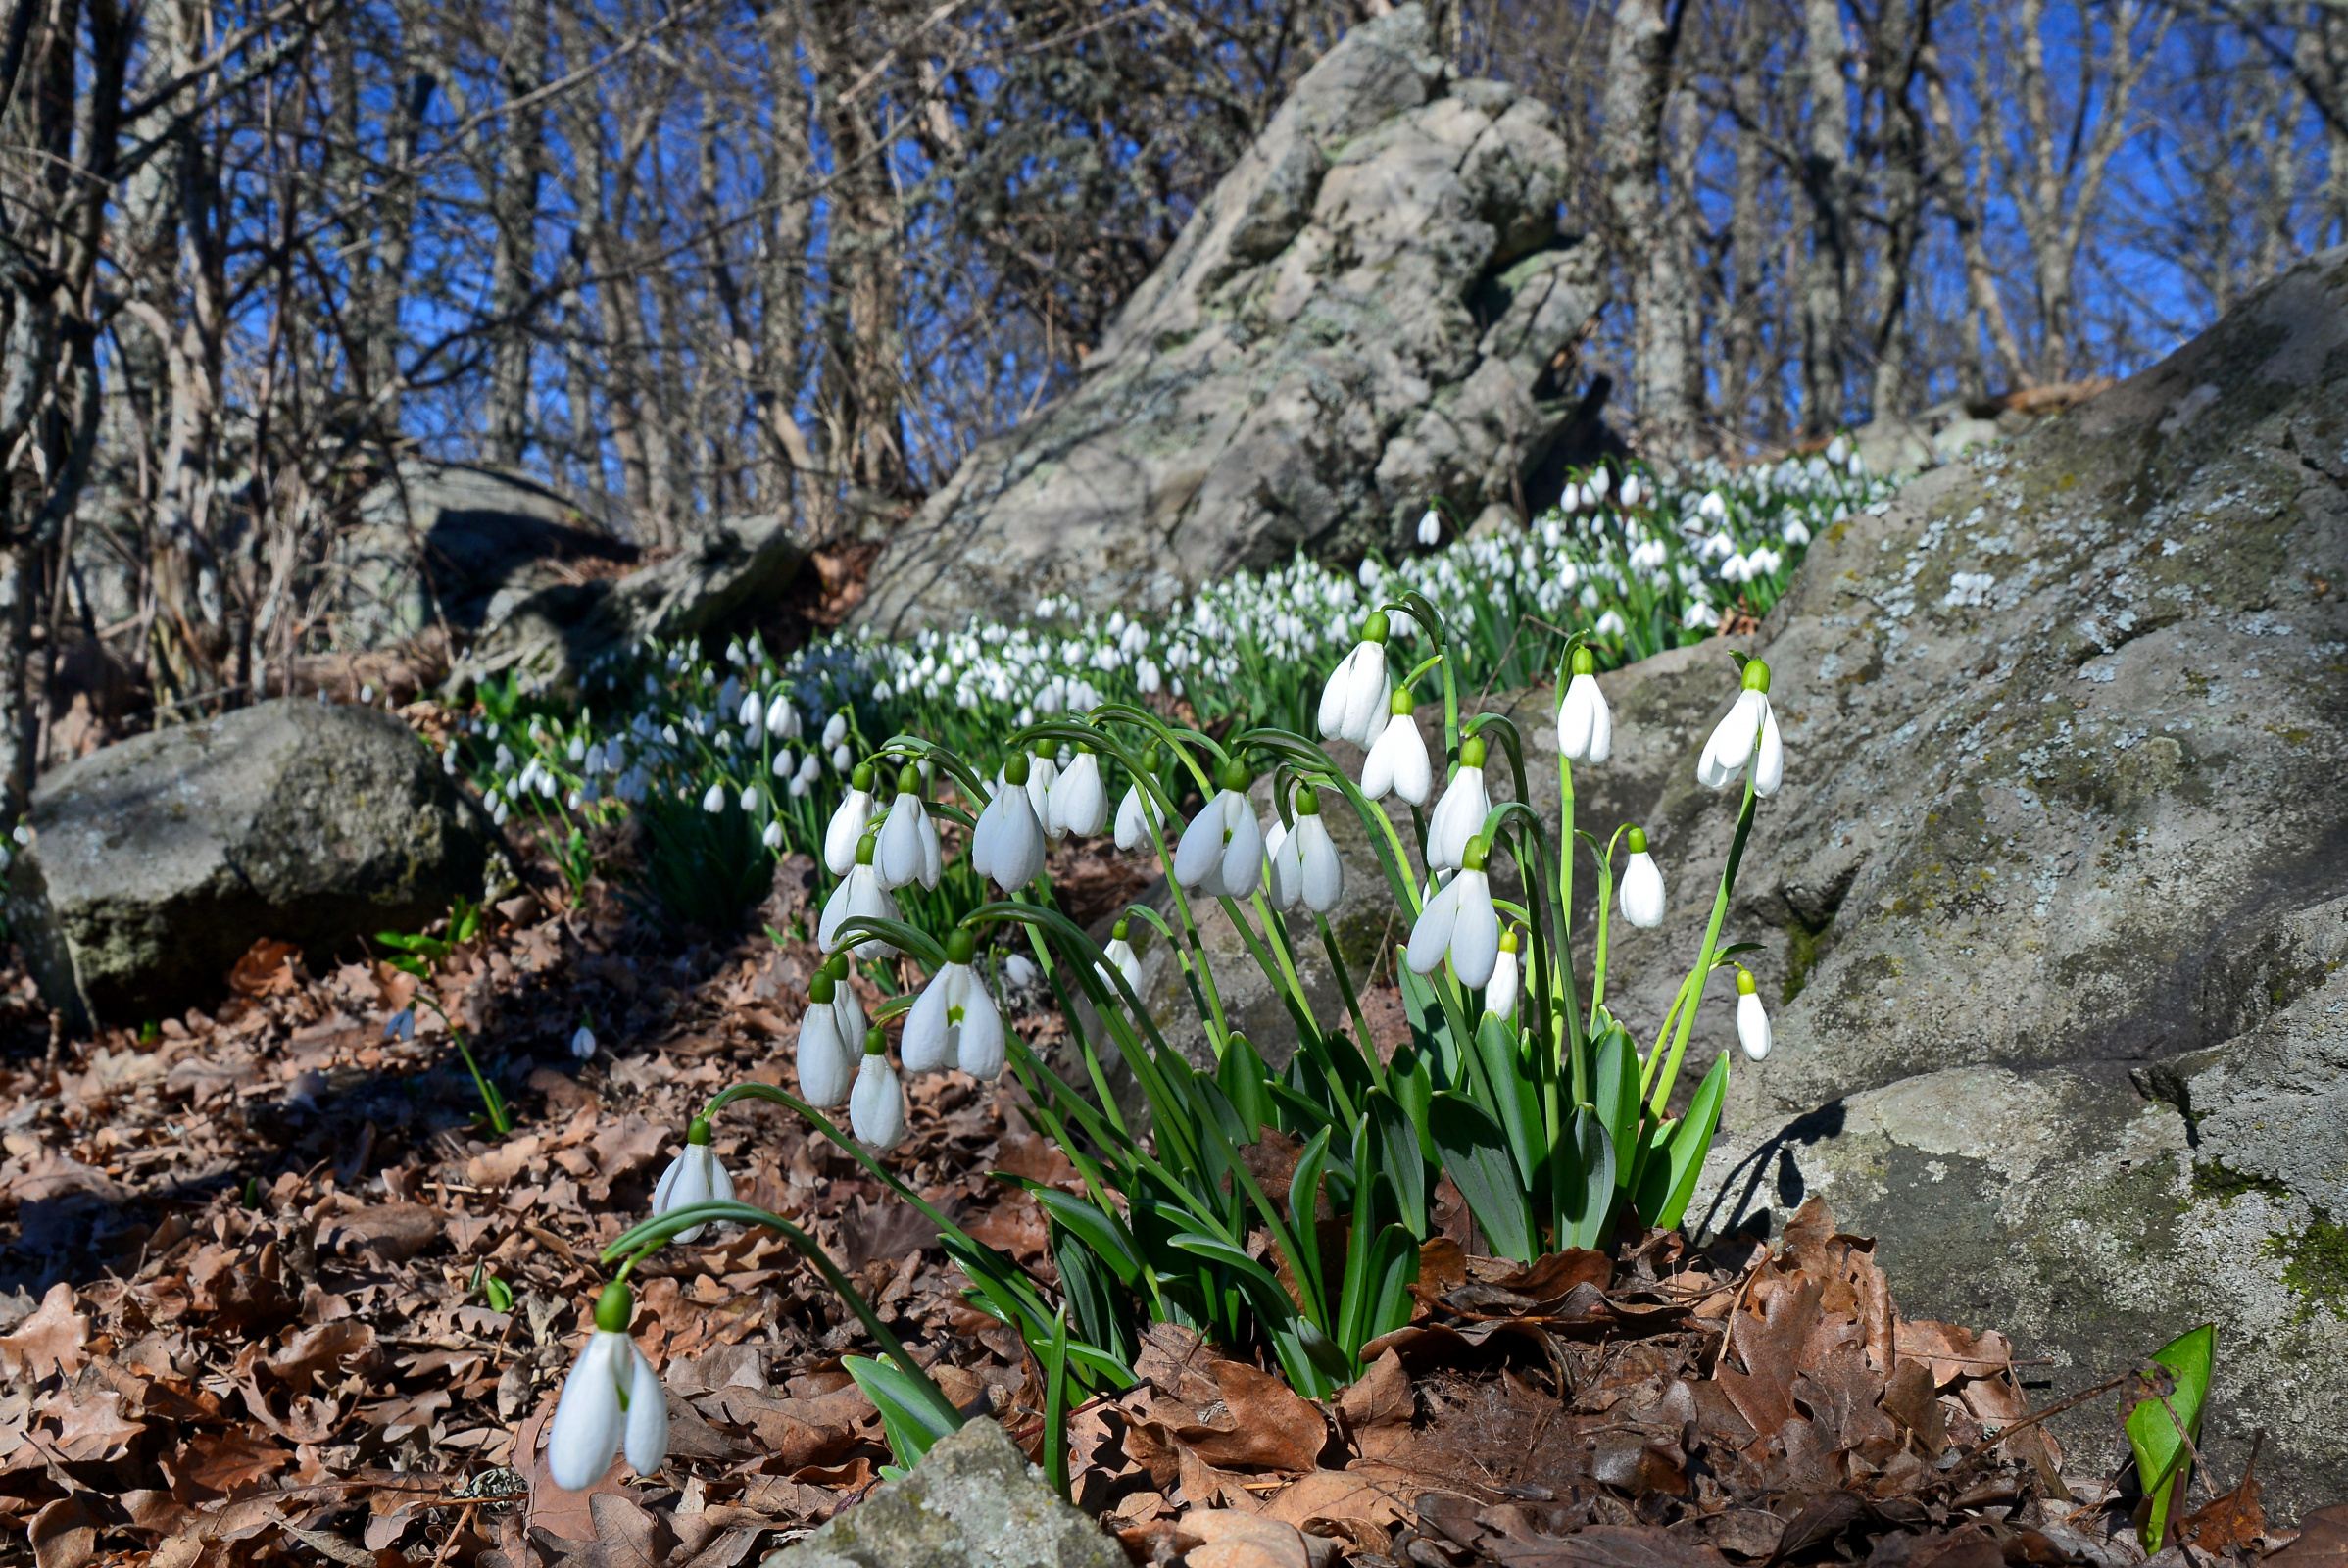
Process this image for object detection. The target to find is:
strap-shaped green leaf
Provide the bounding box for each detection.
[1428,1092,1536,1262]
[1556,1103,1615,1250]
[2128,1323,2217,1551]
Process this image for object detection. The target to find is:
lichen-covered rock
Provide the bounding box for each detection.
[758,1418,1124,1568]
[5,700,500,1028]
[853,4,1604,635]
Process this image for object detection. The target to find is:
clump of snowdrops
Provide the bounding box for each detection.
[543,571,1795,1494]
[448,451,1885,938]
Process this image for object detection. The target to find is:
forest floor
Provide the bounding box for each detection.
[0,795,2311,1568]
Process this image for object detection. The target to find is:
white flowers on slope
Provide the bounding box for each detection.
[1737,970,1772,1061]
[849,1027,906,1150]
[903,929,1006,1080]
[1174,760,1265,899]
[547,1283,668,1491]
[876,764,944,890]
[1698,660,1784,797]
[971,755,1048,892]
[651,1118,735,1243]
[1619,827,1666,928]
[1556,646,1612,765]
[1407,834,1500,988]
[1427,736,1491,871]
[1317,613,1393,748]
[1361,689,1432,805]
[1267,788,1344,912]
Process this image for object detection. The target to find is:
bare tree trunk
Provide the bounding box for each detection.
[486,0,548,466]
[1600,0,1696,455]
[1800,0,1853,433]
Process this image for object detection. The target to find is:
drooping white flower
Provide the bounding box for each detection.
[1098,919,1143,994]
[547,1283,669,1491]
[737,691,765,743]
[1114,778,1159,851]
[1487,927,1521,1021]
[902,930,1004,1080]
[1427,736,1492,871]
[1557,647,1612,765]
[1049,748,1108,838]
[1405,835,1500,988]
[1317,613,1393,748]
[1589,466,1611,499]
[876,766,941,891]
[385,1008,416,1043]
[849,1029,906,1150]
[701,782,727,813]
[1287,794,1345,912]
[821,711,849,749]
[762,820,785,850]
[1621,473,1642,508]
[765,693,801,740]
[1737,970,1772,1061]
[1594,609,1628,639]
[1697,490,1728,523]
[1025,753,1059,834]
[1619,827,1666,928]
[651,1118,736,1242]
[1697,662,1784,797]
[1173,760,1265,899]
[797,970,856,1108]
[1417,509,1442,546]
[1361,690,1433,806]
[823,763,877,875]
[569,1024,596,1060]
[970,757,1047,892]
[817,831,900,956]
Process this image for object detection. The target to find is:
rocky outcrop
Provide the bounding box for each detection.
[853,4,1605,635]
[759,1418,1125,1568]
[4,700,501,1028]
[336,461,637,648]
[444,513,805,699]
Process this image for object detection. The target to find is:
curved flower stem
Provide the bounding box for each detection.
[1313,911,1383,1087]
[1585,825,1629,1031]
[1646,769,1761,1114]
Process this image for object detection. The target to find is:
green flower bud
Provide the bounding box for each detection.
[593,1280,633,1333]
[809,970,836,1004]
[1741,658,1772,694]
[1499,925,1521,955]
[856,828,878,866]
[1736,969,1758,997]
[863,1026,887,1056]
[1215,757,1252,793]
[1627,825,1649,854]
[945,927,977,965]
[1111,918,1131,940]
[1361,611,1391,645]
[1571,646,1597,678]
[1389,686,1415,716]
[686,1116,712,1146]
[1461,735,1487,768]
[1293,786,1320,816]
[897,762,922,794]
[1004,753,1031,786]
[852,761,875,792]
[1462,835,1489,872]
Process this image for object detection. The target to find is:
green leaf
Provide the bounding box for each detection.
[1217,1032,1273,1144]
[2128,1323,2216,1551]
[1639,1054,1729,1231]
[848,1355,960,1470]
[1427,1092,1536,1262]
[1367,1090,1428,1240]
[1556,1104,1615,1250]
[1288,1128,1334,1305]
[1590,1022,1642,1185]
[1032,1189,1144,1288]
[474,1267,514,1314]
[1473,1014,1544,1194]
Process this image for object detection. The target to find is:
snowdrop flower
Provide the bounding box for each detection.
[1825,435,1849,466]
[1318,612,1393,748]
[1280,789,1345,912]
[1406,834,1500,988]
[1114,769,1160,852]
[738,691,765,743]
[821,710,849,749]
[1594,610,1628,639]
[1619,827,1666,928]
[902,929,1004,1079]
[762,820,785,850]
[793,751,821,796]
[1174,759,1266,899]
[570,1023,596,1060]
[1696,660,1784,797]
[385,1008,416,1043]
[547,1282,668,1491]
[1621,473,1642,508]
[1556,647,1612,764]
[1486,927,1521,1021]
[1361,689,1433,806]
[797,970,856,1108]
[651,1118,735,1243]
[1427,735,1492,870]
[1417,509,1443,546]
[1024,752,1058,833]
[971,755,1047,892]
[876,764,943,891]
[818,830,900,956]
[1697,490,1728,523]
[823,762,877,875]
[1098,919,1143,994]
[849,1028,906,1151]
[1737,970,1772,1061]
[765,693,801,740]
[1049,747,1108,838]
[701,782,726,813]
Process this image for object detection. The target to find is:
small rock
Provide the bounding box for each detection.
[758,1417,1123,1568]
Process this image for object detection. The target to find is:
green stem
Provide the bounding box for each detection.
[1647,771,1761,1113]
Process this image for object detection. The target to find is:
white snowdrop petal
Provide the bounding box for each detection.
[622,1341,669,1476]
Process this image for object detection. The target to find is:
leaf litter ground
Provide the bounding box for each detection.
[0,818,2327,1568]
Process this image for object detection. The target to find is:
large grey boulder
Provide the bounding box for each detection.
[445,512,806,699]
[4,700,500,1028]
[758,1418,1124,1568]
[335,461,636,648]
[853,4,1605,635]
